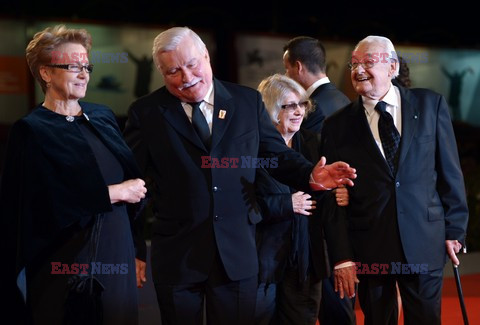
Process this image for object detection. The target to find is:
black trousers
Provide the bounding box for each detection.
[358,268,443,325]
[318,274,356,325]
[154,252,257,325]
[254,265,322,325]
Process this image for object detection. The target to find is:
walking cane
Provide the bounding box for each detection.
[452,262,469,325]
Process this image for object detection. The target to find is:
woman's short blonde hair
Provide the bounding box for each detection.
[257,73,313,124]
[25,25,92,92]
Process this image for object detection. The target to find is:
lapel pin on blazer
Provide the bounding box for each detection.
[218,110,226,119]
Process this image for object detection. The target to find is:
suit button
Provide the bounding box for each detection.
[214,215,219,221]
[396,182,400,188]
[213,186,218,192]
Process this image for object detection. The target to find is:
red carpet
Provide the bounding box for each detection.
[438,273,480,325]
[317,273,480,324]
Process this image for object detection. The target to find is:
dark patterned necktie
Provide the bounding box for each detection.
[375,101,400,174]
[189,101,211,149]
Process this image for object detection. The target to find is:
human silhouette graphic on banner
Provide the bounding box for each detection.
[126,50,154,98]
[441,66,474,121]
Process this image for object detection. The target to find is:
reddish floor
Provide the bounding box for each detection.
[318,273,479,324]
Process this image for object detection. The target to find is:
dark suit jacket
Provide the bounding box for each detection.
[256,128,328,285]
[0,102,143,322]
[124,79,314,284]
[302,82,350,133]
[321,86,469,271]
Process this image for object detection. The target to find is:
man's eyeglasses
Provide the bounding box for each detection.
[347,59,377,71]
[47,64,94,73]
[281,101,309,111]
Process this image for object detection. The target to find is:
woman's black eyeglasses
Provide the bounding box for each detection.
[47,63,94,73]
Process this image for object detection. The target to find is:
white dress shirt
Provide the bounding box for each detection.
[362,83,402,158]
[182,84,214,133]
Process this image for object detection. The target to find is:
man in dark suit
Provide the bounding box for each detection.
[321,35,469,325]
[283,36,351,134]
[123,27,357,325]
[283,36,356,325]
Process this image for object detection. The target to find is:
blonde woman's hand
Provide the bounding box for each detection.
[292,191,316,215]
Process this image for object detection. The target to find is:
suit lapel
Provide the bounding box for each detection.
[211,80,235,150]
[397,87,419,168]
[152,81,239,152]
[158,89,208,151]
[310,84,323,98]
[351,98,392,176]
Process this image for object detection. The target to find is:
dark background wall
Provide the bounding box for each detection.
[2,1,479,80]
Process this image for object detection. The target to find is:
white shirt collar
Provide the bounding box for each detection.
[362,82,399,115]
[203,83,214,106]
[181,82,214,132]
[306,77,330,97]
[182,83,214,106]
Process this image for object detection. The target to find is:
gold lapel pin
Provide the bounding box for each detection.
[218,110,226,119]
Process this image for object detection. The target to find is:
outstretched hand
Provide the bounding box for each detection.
[310,157,357,191]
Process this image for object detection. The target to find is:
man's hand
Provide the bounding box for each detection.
[334,185,349,206]
[446,240,463,266]
[310,157,357,191]
[135,258,147,288]
[334,265,359,299]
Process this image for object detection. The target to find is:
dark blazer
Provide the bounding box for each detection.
[302,82,351,133]
[321,86,469,271]
[0,102,143,322]
[124,79,314,285]
[256,128,328,284]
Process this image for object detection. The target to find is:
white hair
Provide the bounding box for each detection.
[152,26,207,71]
[355,35,400,78]
[257,73,313,124]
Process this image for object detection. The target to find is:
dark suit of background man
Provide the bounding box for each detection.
[321,35,469,325]
[123,27,357,325]
[283,36,355,325]
[283,36,351,134]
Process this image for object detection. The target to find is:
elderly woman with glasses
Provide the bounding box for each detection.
[254,74,348,325]
[0,25,147,324]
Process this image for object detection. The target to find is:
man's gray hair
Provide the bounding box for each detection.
[152,26,207,71]
[355,35,400,78]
